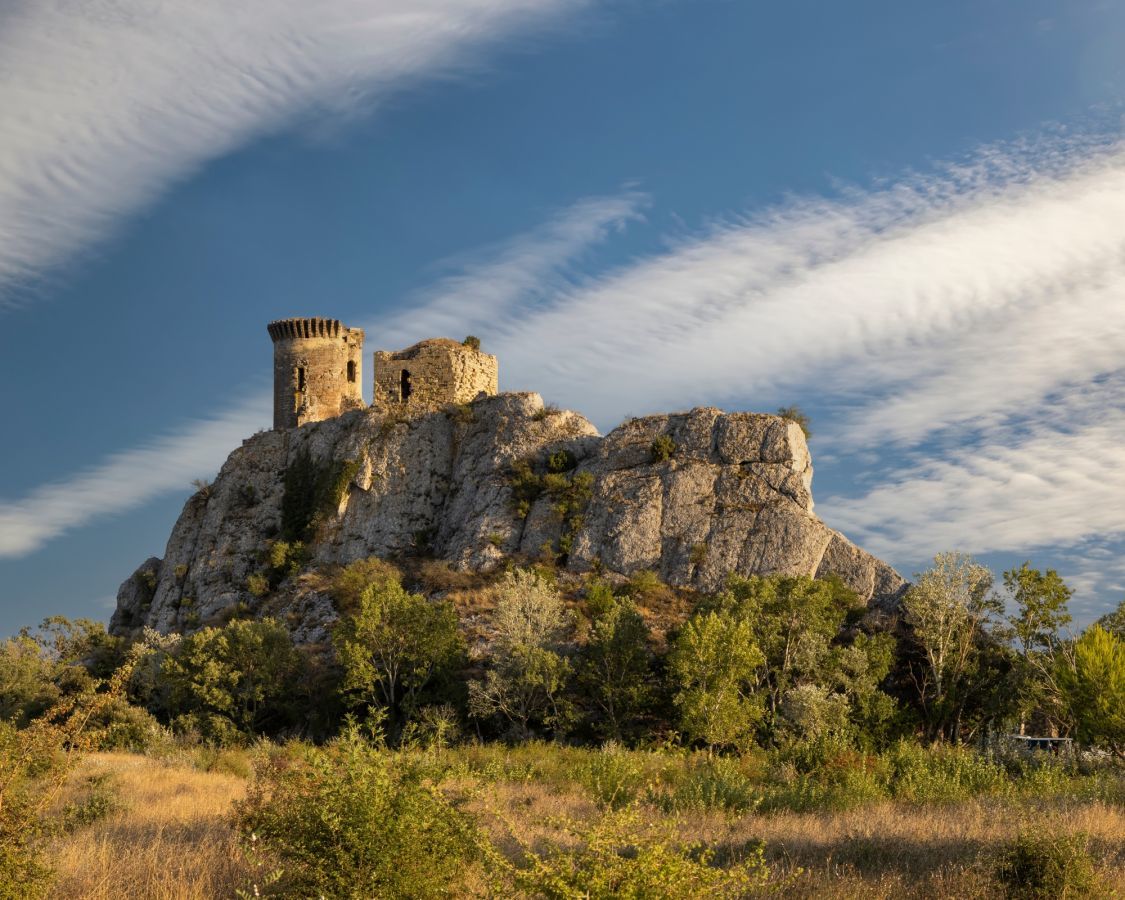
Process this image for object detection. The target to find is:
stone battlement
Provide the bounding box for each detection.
[268,318,362,342]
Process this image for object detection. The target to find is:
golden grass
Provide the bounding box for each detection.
[47,752,253,900]
[44,749,1125,899]
[469,775,1125,898]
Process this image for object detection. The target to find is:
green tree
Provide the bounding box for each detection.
[903,552,1004,743]
[668,611,765,751]
[578,582,653,740]
[1057,625,1125,759]
[159,618,306,743]
[1095,598,1125,638]
[1002,562,1073,735]
[0,636,58,727]
[469,569,573,737]
[22,616,123,680]
[333,577,465,728]
[717,575,894,744]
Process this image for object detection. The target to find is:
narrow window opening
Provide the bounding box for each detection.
[400,369,413,402]
[296,367,306,391]
[346,360,356,383]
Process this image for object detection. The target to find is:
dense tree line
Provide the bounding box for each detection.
[2,553,1125,758]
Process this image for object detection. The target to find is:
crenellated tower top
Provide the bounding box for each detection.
[268,317,364,429]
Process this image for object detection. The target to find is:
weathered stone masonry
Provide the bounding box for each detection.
[268,318,364,430]
[373,338,498,412]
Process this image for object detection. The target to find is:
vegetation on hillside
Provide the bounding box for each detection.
[3,551,1125,896]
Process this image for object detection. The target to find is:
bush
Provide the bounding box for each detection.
[462,335,481,351]
[996,830,1097,898]
[887,741,1009,804]
[236,729,478,898]
[578,743,646,809]
[61,773,120,831]
[775,405,811,439]
[281,449,361,542]
[759,738,887,812]
[651,755,760,814]
[650,435,676,462]
[487,806,770,898]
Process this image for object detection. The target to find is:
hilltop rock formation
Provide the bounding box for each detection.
[111,393,905,642]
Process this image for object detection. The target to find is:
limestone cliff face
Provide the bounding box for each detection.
[111,393,905,642]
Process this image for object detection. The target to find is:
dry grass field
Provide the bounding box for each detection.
[47,753,253,899]
[40,748,1125,899]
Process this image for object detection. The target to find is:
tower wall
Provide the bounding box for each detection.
[268,318,364,430]
[373,338,498,411]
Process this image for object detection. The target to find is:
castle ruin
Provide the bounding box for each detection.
[267,320,498,429]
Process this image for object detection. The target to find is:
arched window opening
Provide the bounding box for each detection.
[347,360,356,383]
[400,369,413,402]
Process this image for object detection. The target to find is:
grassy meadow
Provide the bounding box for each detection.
[37,740,1125,899]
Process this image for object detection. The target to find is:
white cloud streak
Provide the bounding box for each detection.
[0,191,640,557]
[475,135,1125,431]
[0,397,269,558]
[818,412,1125,563]
[8,126,1125,600]
[0,0,591,305]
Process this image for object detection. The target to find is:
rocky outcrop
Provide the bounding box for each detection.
[111,393,905,641]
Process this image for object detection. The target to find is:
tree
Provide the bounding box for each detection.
[333,577,465,728]
[1057,625,1125,759]
[903,552,1003,743]
[0,636,58,727]
[577,582,653,740]
[1002,562,1073,735]
[159,618,306,743]
[1096,599,1125,638]
[469,569,573,737]
[718,574,890,743]
[0,618,126,728]
[668,611,765,751]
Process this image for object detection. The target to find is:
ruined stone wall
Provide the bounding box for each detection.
[269,318,364,430]
[373,338,498,412]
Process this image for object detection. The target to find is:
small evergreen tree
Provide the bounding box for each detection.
[1057,625,1125,759]
[578,582,653,740]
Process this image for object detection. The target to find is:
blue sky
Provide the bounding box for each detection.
[3,0,1125,636]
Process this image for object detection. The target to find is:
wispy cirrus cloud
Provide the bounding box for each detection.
[0,0,594,306]
[8,128,1125,621]
[476,132,1125,430]
[818,410,1125,564]
[0,191,642,557]
[376,190,648,350]
[0,397,269,558]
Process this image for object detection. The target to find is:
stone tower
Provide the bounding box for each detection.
[373,338,498,411]
[267,317,364,430]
